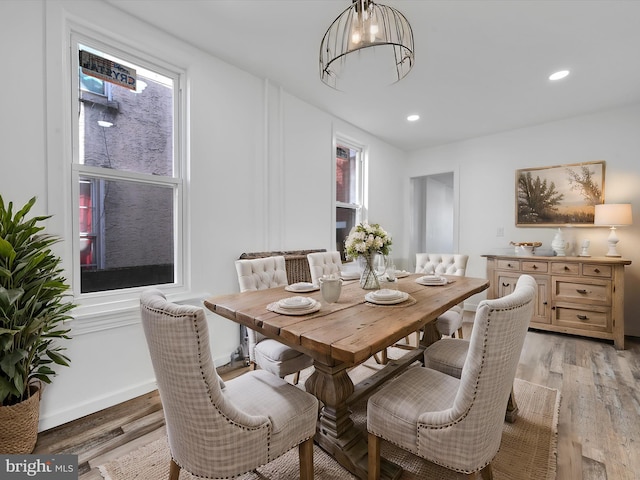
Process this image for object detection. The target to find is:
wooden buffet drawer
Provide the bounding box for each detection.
[522,261,548,273]
[496,259,520,271]
[554,305,609,332]
[582,264,612,278]
[554,279,610,305]
[551,262,580,275]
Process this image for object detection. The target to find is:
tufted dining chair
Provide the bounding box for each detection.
[415,253,470,338]
[307,251,343,285]
[140,289,318,480]
[367,275,536,480]
[235,256,314,384]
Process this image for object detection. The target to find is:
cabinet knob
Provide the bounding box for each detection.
[543,301,548,305]
[532,265,538,269]
[502,283,510,287]
[576,289,588,295]
[594,268,600,273]
[577,314,589,321]
[564,266,570,271]
[507,263,513,268]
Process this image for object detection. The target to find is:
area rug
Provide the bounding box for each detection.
[97,378,559,480]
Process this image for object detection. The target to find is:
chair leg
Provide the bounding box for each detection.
[373,348,388,365]
[479,463,493,479]
[293,371,301,385]
[169,459,181,480]
[393,332,419,350]
[505,385,519,423]
[457,326,464,339]
[368,432,381,480]
[299,437,314,480]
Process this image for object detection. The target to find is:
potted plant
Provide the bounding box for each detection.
[0,195,74,453]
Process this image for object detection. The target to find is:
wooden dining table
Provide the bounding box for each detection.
[204,273,489,480]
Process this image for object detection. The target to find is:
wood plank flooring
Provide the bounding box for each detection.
[33,318,640,480]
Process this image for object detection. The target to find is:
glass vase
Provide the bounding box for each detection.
[359,253,380,290]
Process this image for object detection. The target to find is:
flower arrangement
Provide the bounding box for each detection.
[344,222,392,289]
[344,222,392,260]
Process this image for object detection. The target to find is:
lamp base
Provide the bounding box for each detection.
[605,227,621,257]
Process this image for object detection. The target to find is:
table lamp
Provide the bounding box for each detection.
[593,203,633,257]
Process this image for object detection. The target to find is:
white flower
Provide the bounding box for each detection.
[344,222,392,260]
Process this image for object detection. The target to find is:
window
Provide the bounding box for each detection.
[335,141,364,260]
[73,38,183,294]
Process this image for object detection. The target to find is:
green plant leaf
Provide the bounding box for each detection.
[0,376,21,404]
[0,237,15,258]
[0,349,27,378]
[46,350,70,367]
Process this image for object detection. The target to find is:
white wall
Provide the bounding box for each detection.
[406,103,640,336]
[0,0,407,430]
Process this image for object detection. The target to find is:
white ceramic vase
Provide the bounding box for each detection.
[551,228,566,256]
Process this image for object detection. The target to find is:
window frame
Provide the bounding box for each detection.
[334,136,367,257]
[68,30,188,307]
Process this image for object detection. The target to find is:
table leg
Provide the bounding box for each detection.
[305,362,402,480]
[419,321,442,355]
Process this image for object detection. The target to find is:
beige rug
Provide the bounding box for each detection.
[98,377,559,480]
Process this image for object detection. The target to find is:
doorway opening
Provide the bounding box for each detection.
[409,172,456,270]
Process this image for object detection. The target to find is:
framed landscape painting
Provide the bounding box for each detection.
[516,161,605,226]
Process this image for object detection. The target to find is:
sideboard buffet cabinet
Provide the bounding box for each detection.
[483,254,631,349]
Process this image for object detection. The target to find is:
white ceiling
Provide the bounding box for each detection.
[105,0,640,152]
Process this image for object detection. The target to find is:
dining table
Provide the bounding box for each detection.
[204,273,489,480]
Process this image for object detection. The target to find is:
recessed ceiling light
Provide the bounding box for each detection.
[549,70,570,81]
[407,114,420,122]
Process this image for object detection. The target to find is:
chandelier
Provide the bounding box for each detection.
[319,0,414,90]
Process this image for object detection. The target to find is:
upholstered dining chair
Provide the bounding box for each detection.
[140,289,318,480]
[235,255,314,384]
[367,275,536,480]
[415,253,470,338]
[307,250,343,285]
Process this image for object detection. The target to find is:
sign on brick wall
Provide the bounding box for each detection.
[79,50,137,91]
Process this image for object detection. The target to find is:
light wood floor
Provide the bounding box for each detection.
[34,318,640,480]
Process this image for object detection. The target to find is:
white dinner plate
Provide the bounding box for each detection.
[365,291,409,305]
[393,270,411,278]
[369,288,404,300]
[415,276,448,286]
[340,271,361,280]
[285,282,319,293]
[268,299,321,315]
[278,296,315,309]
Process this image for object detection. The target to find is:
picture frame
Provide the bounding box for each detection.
[516,161,605,226]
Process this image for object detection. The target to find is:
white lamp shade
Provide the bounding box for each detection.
[594,203,633,226]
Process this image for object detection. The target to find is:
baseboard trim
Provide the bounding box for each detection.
[38,380,158,432]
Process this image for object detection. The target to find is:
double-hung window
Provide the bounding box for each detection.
[72,36,183,295]
[335,140,365,260]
